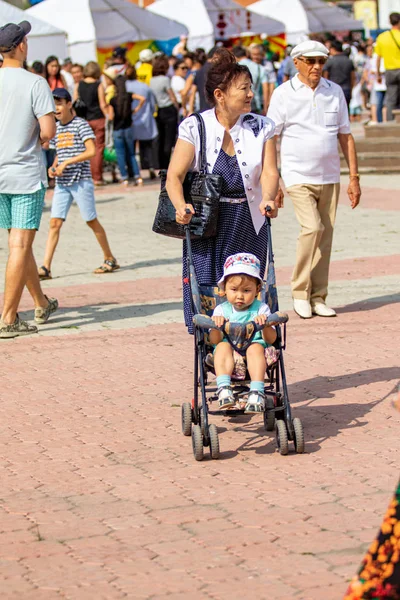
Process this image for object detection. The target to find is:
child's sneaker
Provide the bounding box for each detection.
[245,391,265,414]
[218,386,235,409]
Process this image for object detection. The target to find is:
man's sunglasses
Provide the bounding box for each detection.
[179,65,189,70]
[298,57,328,66]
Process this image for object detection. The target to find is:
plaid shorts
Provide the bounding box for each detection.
[0,186,46,230]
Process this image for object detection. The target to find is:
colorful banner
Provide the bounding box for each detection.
[97,38,179,68]
[230,33,287,59]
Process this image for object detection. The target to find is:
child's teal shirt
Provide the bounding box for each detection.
[213,298,271,348]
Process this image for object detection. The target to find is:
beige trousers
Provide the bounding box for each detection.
[286,183,340,304]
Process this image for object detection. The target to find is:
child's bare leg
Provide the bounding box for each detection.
[214,341,234,376]
[42,218,64,272]
[86,218,114,261]
[246,343,266,381]
[214,342,235,408]
[245,343,266,413]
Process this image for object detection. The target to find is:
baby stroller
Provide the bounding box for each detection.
[181,216,305,461]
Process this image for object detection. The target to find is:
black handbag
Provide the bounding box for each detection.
[152,113,223,240]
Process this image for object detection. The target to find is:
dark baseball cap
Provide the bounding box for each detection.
[52,88,72,102]
[0,21,31,53]
[112,46,127,58]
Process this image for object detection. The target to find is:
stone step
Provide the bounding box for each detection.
[340,152,400,169]
[352,137,400,153]
[364,122,400,138]
[341,164,400,175]
[393,109,400,124]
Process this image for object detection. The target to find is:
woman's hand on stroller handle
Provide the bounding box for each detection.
[176,204,195,224]
[259,199,278,219]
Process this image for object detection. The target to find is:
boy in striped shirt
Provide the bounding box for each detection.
[38,88,118,279]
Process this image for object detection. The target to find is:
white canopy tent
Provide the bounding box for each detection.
[148,0,285,51]
[0,0,67,61]
[249,0,363,44]
[27,0,188,64]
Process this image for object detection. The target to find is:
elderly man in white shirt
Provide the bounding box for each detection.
[268,40,361,319]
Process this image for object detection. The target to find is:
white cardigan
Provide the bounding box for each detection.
[178,109,275,234]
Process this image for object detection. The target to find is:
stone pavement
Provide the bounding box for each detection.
[0,175,399,599]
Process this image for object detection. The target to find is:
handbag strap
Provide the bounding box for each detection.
[192,112,208,174]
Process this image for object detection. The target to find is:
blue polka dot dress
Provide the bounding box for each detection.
[183,149,268,332]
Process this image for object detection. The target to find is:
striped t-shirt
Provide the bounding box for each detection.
[52,117,95,187]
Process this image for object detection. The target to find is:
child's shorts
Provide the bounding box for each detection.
[51,180,97,222]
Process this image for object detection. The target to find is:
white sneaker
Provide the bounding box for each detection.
[293,299,312,319]
[312,302,337,317]
[245,391,265,414]
[218,386,235,409]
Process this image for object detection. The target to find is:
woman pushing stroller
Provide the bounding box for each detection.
[166,48,281,334]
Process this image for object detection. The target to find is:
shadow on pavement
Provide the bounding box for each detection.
[211,369,399,458]
[119,256,181,272]
[288,369,399,453]
[95,196,125,205]
[337,293,400,313]
[27,301,183,331]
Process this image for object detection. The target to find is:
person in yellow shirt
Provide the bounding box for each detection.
[136,49,153,86]
[375,12,400,121]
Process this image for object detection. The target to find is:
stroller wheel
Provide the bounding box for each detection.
[275,420,289,456]
[208,424,220,460]
[181,402,192,437]
[263,397,275,432]
[293,417,305,454]
[192,424,204,461]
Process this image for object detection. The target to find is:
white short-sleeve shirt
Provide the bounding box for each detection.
[267,75,351,188]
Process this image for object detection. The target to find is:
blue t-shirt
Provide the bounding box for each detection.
[52,117,95,187]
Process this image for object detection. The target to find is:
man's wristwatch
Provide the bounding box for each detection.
[350,173,360,179]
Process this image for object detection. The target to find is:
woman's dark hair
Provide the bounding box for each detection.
[32,61,44,76]
[174,60,186,71]
[125,64,137,81]
[152,56,169,77]
[205,48,252,107]
[114,75,131,121]
[45,55,61,81]
[194,48,206,66]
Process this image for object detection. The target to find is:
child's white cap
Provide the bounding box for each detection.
[218,253,262,290]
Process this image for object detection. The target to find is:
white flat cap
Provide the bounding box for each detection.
[139,49,154,63]
[291,40,329,59]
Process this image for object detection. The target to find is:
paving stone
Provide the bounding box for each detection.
[0,176,398,598]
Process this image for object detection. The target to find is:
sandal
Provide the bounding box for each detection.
[93,258,120,274]
[38,266,52,280]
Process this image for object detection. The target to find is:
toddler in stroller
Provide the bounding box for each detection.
[210,253,277,413]
[182,216,305,460]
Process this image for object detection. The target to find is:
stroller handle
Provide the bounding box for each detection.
[193,312,288,354]
[193,311,288,332]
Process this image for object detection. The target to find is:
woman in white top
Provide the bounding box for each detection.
[171,60,189,118]
[166,49,280,331]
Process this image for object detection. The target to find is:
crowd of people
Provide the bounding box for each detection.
[1,19,398,192]
[0,13,399,339]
